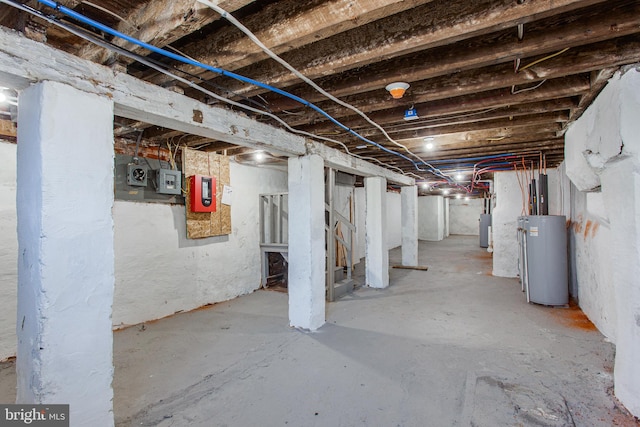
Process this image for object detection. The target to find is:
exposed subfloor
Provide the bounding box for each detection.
[1,236,638,426]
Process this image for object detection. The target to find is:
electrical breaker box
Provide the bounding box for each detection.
[156,169,182,195]
[189,174,216,212]
[127,163,148,187]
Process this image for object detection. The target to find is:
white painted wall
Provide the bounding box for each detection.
[386,191,402,249]
[113,162,287,327]
[492,171,523,278]
[565,67,640,416]
[568,181,615,341]
[0,157,287,358]
[0,142,17,361]
[449,198,483,235]
[492,168,565,277]
[418,196,444,241]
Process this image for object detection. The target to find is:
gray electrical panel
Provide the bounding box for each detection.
[127,163,148,187]
[479,214,491,248]
[115,154,184,205]
[523,215,568,306]
[156,169,182,195]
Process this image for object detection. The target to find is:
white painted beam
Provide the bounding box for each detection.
[16,81,115,426]
[287,155,325,330]
[365,176,389,288]
[401,185,419,266]
[0,26,303,156]
[308,141,414,186]
[0,26,413,185]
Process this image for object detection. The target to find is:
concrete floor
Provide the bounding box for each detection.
[1,236,638,426]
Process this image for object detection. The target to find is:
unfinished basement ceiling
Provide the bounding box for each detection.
[1,0,639,187]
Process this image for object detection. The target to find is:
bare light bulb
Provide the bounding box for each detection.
[425,142,434,150]
[0,93,6,103]
[456,194,462,199]
[443,189,450,195]
[255,151,265,161]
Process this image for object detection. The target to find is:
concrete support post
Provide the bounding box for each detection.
[365,176,388,288]
[287,155,325,330]
[401,186,418,266]
[16,81,115,425]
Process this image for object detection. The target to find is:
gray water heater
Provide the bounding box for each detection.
[479,214,491,248]
[523,215,568,306]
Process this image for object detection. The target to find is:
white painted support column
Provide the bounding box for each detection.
[16,81,115,426]
[287,155,325,330]
[365,176,388,288]
[401,186,418,266]
[602,159,640,416]
[444,198,450,237]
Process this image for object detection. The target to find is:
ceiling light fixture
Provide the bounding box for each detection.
[355,144,367,149]
[255,151,265,161]
[456,194,462,199]
[0,92,6,103]
[465,197,470,201]
[455,172,464,181]
[425,142,434,150]
[385,82,410,99]
[421,182,429,189]
[443,189,450,195]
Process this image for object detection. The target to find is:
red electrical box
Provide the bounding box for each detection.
[189,175,216,213]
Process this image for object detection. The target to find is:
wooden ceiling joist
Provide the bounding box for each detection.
[295,75,590,131]
[250,0,640,109]
[147,0,437,85]
[79,0,254,64]
[202,0,609,97]
[2,0,638,177]
[264,34,640,119]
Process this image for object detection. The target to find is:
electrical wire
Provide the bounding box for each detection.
[353,107,502,134]
[133,130,143,162]
[196,0,431,167]
[3,0,415,180]
[9,0,560,189]
[32,0,445,181]
[80,0,137,31]
[514,163,527,215]
[511,79,547,95]
[510,49,571,94]
[518,48,570,72]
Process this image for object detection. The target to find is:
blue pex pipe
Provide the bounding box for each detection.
[427,153,516,164]
[37,0,453,179]
[437,162,513,169]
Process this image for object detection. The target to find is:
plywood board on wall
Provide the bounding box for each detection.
[183,148,231,239]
